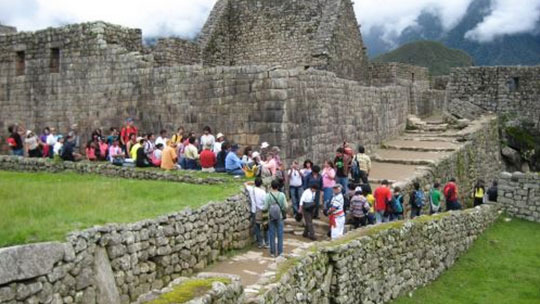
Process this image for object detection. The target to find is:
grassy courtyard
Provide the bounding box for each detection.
[0,171,243,247]
[393,217,540,304]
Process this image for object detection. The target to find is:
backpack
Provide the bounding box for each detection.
[413,190,425,208]
[351,156,361,180]
[269,193,284,222]
[391,195,403,213]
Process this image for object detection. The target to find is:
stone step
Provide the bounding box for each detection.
[372,155,435,166]
[372,149,451,161]
[404,131,459,138]
[381,144,457,152]
[369,161,419,182]
[401,136,457,142]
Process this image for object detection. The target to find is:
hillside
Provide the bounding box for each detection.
[373,40,474,75]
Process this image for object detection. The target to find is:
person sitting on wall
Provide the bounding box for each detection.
[24,130,41,158]
[155,129,168,147]
[183,137,200,170]
[152,143,164,167]
[213,133,225,155]
[130,137,143,161]
[200,144,217,173]
[136,138,151,168]
[61,134,82,162]
[108,139,124,166]
[161,140,178,171]
[6,125,24,156]
[444,178,462,211]
[215,142,230,173]
[225,144,245,176]
[85,141,97,161]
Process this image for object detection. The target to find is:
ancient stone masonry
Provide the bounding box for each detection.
[255,205,500,304]
[0,195,251,304]
[148,38,201,67]
[497,171,540,223]
[447,66,540,129]
[0,155,227,185]
[0,25,16,35]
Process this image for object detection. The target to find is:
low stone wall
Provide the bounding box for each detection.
[0,195,251,304]
[0,156,226,185]
[497,171,540,222]
[257,205,500,304]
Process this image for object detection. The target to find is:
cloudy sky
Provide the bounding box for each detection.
[0,0,539,42]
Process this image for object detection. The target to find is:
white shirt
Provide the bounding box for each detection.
[200,134,216,150]
[299,188,316,207]
[153,149,162,160]
[53,142,63,155]
[246,185,267,213]
[288,169,303,187]
[213,141,223,155]
[46,134,57,146]
[155,136,167,147]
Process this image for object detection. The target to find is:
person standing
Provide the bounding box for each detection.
[263,181,288,257]
[391,186,404,221]
[304,165,323,219]
[334,148,352,195]
[299,184,319,240]
[429,182,443,214]
[373,180,392,223]
[409,182,425,219]
[246,178,268,249]
[328,184,346,239]
[444,178,462,211]
[349,186,371,229]
[487,180,498,203]
[288,161,304,217]
[353,145,371,184]
[7,125,24,156]
[322,160,336,212]
[473,180,486,207]
[120,118,138,151]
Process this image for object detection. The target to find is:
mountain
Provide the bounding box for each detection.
[373,41,474,75]
[363,0,540,66]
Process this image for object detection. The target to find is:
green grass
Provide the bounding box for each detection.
[392,217,540,304]
[0,171,242,247]
[147,278,231,304]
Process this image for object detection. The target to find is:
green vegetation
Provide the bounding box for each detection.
[373,40,473,75]
[148,278,231,304]
[0,171,242,247]
[392,217,540,304]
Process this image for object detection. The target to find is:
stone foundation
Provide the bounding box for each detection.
[497,171,540,222]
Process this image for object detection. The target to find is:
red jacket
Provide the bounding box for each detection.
[444,182,458,202]
[200,150,217,168]
[374,186,392,212]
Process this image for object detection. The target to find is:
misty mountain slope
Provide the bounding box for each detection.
[373,41,474,75]
[364,0,540,66]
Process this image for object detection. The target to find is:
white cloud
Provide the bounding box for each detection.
[465,0,540,42]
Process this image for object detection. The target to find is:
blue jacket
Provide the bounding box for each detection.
[225,151,244,171]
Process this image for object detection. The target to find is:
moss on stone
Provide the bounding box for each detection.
[147,278,231,304]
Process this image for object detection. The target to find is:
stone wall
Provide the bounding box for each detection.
[447,66,540,129]
[497,171,540,222]
[0,195,251,304]
[0,156,227,185]
[256,205,499,304]
[0,25,16,35]
[150,38,201,67]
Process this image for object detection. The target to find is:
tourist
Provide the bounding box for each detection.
[85,141,97,161]
[444,178,462,211]
[152,143,164,167]
[53,135,64,158]
[120,118,138,150]
[473,180,486,207]
[130,137,143,160]
[262,152,278,177]
[171,127,184,145]
[61,135,82,162]
[322,160,336,212]
[155,129,168,147]
[106,128,119,146]
[275,163,286,193]
[429,182,442,214]
[200,126,215,151]
[183,137,200,170]
[161,141,178,170]
[260,142,270,161]
[363,184,376,225]
[487,180,498,203]
[144,133,156,159]
[46,127,59,158]
[98,138,108,161]
[304,165,323,219]
[225,144,245,176]
[24,130,41,158]
[6,125,23,156]
[300,160,313,186]
[334,147,351,194]
[213,133,225,155]
[215,142,230,173]
[135,138,151,168]
[349,186,371,229]
[263,180,287,257]
[244,151,261,178]
[353,145,371,184]
[374,180,392,223]
[126,134,137,158]
[246,178,268,248]
[200,144,217,172]
[242,146,254,165]
[68,124,80,152]
[328,184,346,239]
[288,160,304,217]
[272,146,283,168]
[390,186,404,221]
[344,183,357,212]
[39,127,51,157]
[409,182,425,219]
[91,128,103,141]
[109,139,124,166]
[299,184,319,240]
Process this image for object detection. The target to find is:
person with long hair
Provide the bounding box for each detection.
[322,160,336,212]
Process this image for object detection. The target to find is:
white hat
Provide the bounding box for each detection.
[261,142,270,149]
[26,130,33,136]
[217,133,225,139]
[355,186,363,193]
[252,151,260,159]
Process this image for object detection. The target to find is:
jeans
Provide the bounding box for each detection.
[268,220,284,256]
[410,207,421,219]
[323,187,334,210]
[336,177,349,195]
[251,213,267,247]
[302,207,316,240]
[354,170,369,184]
[447,200,462,211]
[289,186,303,215]
[227,168,245,176]
[375,211,388,224]
[184,158,200,170]
[11,149,23,156]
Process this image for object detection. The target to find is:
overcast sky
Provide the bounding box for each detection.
[1,0,539,42]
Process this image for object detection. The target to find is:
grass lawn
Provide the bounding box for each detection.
[0,171,243,247]
[392,217,540,304]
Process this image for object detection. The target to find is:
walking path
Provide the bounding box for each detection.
[199,115,472,299]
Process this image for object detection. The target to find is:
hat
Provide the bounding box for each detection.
[26,130,33,136]
[252,151,260,159]
[355,186,363,193]
[216,133,225,139]
[261,142,270,149]
[333,184,342,190]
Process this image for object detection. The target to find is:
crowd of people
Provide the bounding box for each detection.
[6,119,500,258]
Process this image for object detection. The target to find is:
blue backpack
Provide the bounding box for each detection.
[391,195,403,213]
[413,190,425,208]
